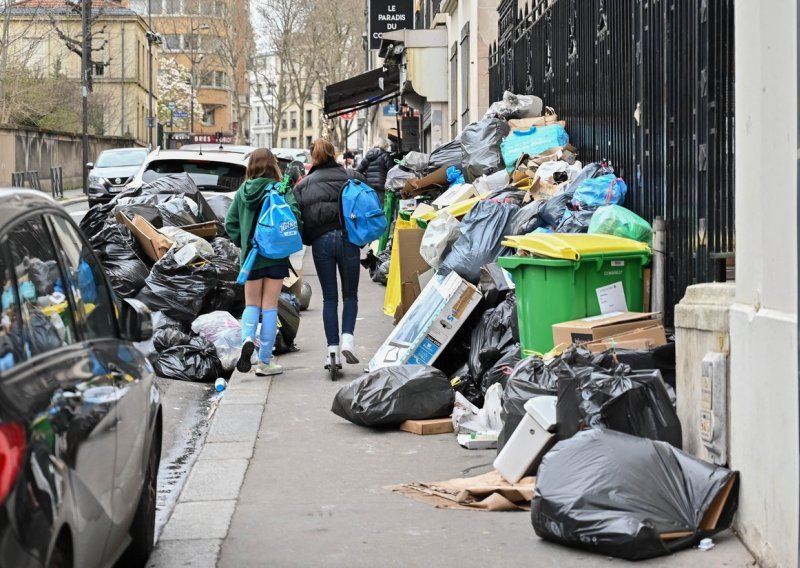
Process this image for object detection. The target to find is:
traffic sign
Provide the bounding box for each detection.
[167,101,177,110]
[173,111,189,119]
[146,116,156,128]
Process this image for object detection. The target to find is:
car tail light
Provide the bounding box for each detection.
[0,423,25,503]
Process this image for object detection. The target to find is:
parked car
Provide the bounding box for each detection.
[0,189,161,567]
[86,148,149,207]
[126,148,291,195]
[272,148,312,173]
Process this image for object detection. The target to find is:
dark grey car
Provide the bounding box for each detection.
[87,148,149,207]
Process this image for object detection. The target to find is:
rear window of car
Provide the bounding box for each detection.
[96,149,148,168]
[142,159,247,192]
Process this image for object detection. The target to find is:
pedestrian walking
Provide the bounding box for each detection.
[293,139,366,369]
[225,148,302,376]
[357,140,394,205]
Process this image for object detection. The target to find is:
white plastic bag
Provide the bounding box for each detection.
[159,226,215,258]
[419,212,460,268]
[452,383,505,435]
[191,311,242,371]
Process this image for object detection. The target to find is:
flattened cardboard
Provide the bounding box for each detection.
[180,221,220,238]
[116,211,174,261]
[643,267,652,312]
[393,227,429,321]
[552,312,662,347]
[584,324,667,352]
[399,417,454,435]
[432,184,479,209]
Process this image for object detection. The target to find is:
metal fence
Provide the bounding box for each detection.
[489,0,735,325]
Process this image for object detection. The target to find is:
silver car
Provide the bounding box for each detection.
[87,148,149,207]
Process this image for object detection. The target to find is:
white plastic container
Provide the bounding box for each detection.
[493,396,557,483]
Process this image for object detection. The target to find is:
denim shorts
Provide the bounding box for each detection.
[247,263,290,281]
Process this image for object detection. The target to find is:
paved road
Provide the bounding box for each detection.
[67,200,215,537]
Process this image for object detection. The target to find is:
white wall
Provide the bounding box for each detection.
[730,1,799,566]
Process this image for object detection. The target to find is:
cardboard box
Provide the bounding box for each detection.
[370,271,482,370]
[643,267,652,312]
[584,325,667,352]
[552,312,664,348]
[393,227,429,322]
[431,184,478,209]
[116,211,174,261]
[180,220,219,238]
[399,417,454,435]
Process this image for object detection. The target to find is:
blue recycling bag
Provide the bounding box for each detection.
[501,124,569,171]
[572,174,627,207]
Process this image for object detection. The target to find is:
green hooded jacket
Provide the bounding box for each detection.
[224,177,303,271]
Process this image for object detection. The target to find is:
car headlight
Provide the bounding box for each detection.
[88,174,104,186]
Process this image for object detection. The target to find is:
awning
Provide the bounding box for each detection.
[324,67,401,117]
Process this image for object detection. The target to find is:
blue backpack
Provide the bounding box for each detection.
[340,173,387,247]
[253,182,303,259]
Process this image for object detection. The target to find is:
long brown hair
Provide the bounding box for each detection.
[247,148,281,180]
[310,139,336,167]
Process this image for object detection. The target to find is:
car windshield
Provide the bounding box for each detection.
[96,149,148,168]
[141,159,247,192]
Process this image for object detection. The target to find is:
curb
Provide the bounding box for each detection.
[146,372,271,568]
[58,196,88,206]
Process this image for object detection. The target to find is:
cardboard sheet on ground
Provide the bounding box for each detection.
[387,470,535,511]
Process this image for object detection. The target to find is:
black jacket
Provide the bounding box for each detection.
[357,148,393,190]
[293,158,366,245]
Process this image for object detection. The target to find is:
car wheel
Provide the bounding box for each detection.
[119,431,160,566]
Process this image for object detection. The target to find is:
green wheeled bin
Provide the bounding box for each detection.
[498,243,650,356]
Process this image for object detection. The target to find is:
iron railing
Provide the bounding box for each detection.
[489,0,735,325]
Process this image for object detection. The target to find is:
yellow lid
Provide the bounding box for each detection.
[502,233,650,261]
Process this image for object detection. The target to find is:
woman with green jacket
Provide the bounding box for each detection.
[225,148,302,376]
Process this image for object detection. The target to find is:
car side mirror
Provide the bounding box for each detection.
[120,299,153,342]
[86,162,94,169]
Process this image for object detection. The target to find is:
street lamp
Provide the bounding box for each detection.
[189,22,209,135]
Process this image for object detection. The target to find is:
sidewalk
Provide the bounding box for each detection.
[148,259,756,568]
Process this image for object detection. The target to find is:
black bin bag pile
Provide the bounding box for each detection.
[331,366,455,427]
[80,173,305,383]
[532,429,739,561]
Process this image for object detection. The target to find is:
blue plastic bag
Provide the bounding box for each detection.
[446,166,465,185]
[253,185,303,260]
[572,174,627,207]
[501,124,569,171]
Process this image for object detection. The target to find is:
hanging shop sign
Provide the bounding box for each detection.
[369,0,414,50]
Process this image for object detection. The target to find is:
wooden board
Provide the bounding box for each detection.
[399,417,454,436]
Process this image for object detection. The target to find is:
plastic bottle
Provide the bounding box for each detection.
[214,378,227,392]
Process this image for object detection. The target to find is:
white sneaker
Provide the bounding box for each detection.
[255,360,283,376]
[340,334,359,365]
[325,346,342,369]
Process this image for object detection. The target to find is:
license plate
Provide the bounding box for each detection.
[108,186,124,193]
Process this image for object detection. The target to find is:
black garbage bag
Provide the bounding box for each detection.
[331,366,455,427]
[280,291,300,312]
[427,139,463,172]
[136,249,218,322]
[468,293,517,382]
[115,204,163,227]
[28,309,63,356]
[88,223,149,298]
[138,174,216,223]
[157,196,200,226]
[460,118,510,181]
[509,200,544,235]
[154,342,223,382]
[538,188,576,228]
[80,201,116,238]
[450,364,483,407]
[27,258,59,297]
[274,294,300,354]
[439,200,519,283]
[479,263,513,308]
[615,343,677,389]
[532,429,739,561]
[152,328,192,352]
[201,281,245,318]
[206,194,233,223]
[498,356,559,451]
[576,366,682,447]
[211,237,240,262]
[555,206,596,233]
[481,343,520,392]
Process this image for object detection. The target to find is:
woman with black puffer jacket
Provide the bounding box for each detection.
[293,139,367,371]
[357,140,394,205]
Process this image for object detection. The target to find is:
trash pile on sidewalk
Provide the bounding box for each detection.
[80,174,305,382]
[330,92,739,560]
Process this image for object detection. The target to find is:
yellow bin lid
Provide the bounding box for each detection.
[502,233,650,261]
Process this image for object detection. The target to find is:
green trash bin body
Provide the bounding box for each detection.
[498,250,650,355]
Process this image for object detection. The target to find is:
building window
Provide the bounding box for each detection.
[449,41,458,139]
[290,137,297,146]
[94,63,105,77]
[201,105,216,125]
[201,71,227,88]
[460,23,470,122]
[281,112,287,130]
[290,111,297,129]
[305,109,312,127]
[255,106,262,125]
[164,0,179,13]
[305,136,312,148]
[281,137,288,147]
[164,34,181,51]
